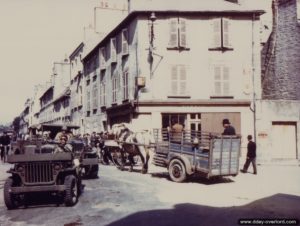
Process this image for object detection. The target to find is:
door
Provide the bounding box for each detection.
[271,122,297,159]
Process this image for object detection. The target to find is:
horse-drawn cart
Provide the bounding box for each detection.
[152,129,241,182]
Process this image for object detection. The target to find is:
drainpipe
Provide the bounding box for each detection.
[251,13,257,142]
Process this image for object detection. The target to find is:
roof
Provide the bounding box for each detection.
[83,0,265,61]
[69,42,84,60]
[39,86,54,100]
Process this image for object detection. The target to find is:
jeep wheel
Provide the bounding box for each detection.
[90,165,99,178]
[168,159,186,183]
[4,178,18,210]
[64,175,78,206]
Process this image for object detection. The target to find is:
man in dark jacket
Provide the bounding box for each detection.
[241,135,257,174]
[2,132,11,162]
[222,119,236,135]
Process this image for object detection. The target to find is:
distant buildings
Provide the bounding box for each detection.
[16,0,300,163]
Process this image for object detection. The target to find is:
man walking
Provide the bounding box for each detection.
[241,135,257,175]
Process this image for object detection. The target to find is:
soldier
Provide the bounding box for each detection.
[54,135,72,153]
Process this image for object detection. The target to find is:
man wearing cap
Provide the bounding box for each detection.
[222,119,236,135]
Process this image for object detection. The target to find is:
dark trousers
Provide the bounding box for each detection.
[243,157,257,174]
[1,145,9,162]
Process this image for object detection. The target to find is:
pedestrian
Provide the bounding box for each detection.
[240,135,257,175]
[170,119,183,144]
[0,134,4,162]
[222,119,236,135]
[2,132,11,162]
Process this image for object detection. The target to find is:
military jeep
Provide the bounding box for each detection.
[4,142,82,209]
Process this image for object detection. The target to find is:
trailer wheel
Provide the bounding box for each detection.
[168,159,186,183]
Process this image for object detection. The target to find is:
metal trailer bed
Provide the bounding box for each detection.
[152,129,241,182]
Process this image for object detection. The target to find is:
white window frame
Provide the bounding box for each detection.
[92,84,98,110]
[212,64,231,96]
[121,29,129,55]
[100,82,106,107]
[123,70,129,100]
[110,37,117,63]
[170,65,188,96]
[112,73,119,103]
[168,18,188,49]
[211,18,232,49]
[100,47,106,69]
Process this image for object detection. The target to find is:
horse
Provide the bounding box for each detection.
[110,123,155,174]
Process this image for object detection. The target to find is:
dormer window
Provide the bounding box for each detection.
[100,47,106,70]
[121,29,129,56]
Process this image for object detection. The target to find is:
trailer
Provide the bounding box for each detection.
[152,129,241,182]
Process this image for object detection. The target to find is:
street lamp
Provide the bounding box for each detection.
[148,12,157,60]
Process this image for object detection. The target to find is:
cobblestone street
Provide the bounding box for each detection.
[0,162,299,226]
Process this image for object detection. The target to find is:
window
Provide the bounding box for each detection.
[86,79,90,86]
[110,37,117,63]
[212,65,231,96]
[209,18,233,51]
[121,29,129,55]
[123,70,129,100]
[170,65,188,96]
[92,84,98,110]
[168,18,188,49]
[100,72,106,107]
[86,90,91,111]
[112,73,119,103]
[100,47,106,70]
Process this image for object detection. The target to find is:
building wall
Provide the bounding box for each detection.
[262,0,300,99]
[256,100,300,162]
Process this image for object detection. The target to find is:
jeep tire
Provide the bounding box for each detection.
[4,178,18,210]
[64,175,78,206]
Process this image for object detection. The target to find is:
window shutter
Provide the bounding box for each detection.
[169,19,178,48]
[100,47,106,69]
[179,65,187,95]
[222,18,231,48]
[223,66,230,95]
[179,18,187,48]
[122,29,129,55]
[171,65,178,95]
[111,38,117,62]
[214,65,221,95]
[212,19,221,48]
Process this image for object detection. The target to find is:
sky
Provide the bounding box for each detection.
[0,0,127,125]
[0,0,271,125]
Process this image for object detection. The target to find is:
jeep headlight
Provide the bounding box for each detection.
[54,163,61,171]
[16,164,24,172]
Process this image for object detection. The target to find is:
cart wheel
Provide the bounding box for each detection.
[168,159,186,183]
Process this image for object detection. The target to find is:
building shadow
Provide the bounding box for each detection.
[106,193,300,226]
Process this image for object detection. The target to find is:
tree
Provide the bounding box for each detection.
[12,116,21,134]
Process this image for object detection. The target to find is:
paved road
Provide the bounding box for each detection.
[0,162,299,226]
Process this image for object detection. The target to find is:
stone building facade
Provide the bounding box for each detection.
[258,0,300,163]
